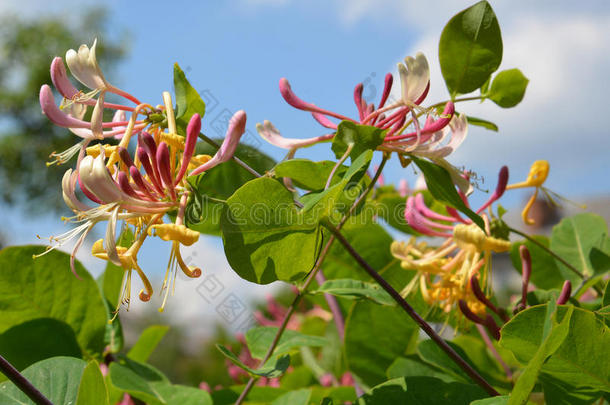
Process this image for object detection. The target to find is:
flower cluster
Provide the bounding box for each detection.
[391,167,511,320]
[36,40,247,313]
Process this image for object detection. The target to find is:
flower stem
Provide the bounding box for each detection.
[235,155,388,404]
[197,133,262,178]
[0,354,53,405]
[235,235,336,405]
[321,221,500,397]
[507,226,603,295]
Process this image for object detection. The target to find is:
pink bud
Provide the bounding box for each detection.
[175,113,201,184]
[155,142,176,199]
[556,281,572,305]
[378,73,394,109]
[354,83,365,121]
[189,110,247,176]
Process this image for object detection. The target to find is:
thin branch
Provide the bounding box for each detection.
[322,222,500,397]
[508,226,603,295]
[236,155,388,403]
[0,354,53,405]
[197,133,262,178]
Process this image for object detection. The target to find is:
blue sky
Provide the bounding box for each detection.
[1,0,609,332]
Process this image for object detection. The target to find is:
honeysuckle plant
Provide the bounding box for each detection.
[0,2,608,405]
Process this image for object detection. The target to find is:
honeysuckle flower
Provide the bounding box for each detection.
[42,40,146,166]
[505,160,548,225]
[38,86,248,313]
[256,53,461,161]
[391,166,510,317]
[398,52,430,105]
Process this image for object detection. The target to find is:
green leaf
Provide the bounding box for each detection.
[76,360,109,405]
[331,121,385,161]
[185,142,276,235]
[550,213,609,283]
[344,300,419,386]
[274,159,348,191]
[487,69,529,108]
[245,327,328,360]
[211,385,287,404]
[500,305,610,392]
[301,150,372,225]
[174,63,206,130]
[220,177,321,284]
[508,305,574,405]
[439,0,503,95]
[386,356,458,383]
[466,115,498,131]
[604,281,610,308]
[509,236,564,290]
[0,357,86,405]
[312,279,395,306]
[541,374,606,405]
[322,223,395,281]
[271,388,312,405]
[127,325,169,363]
[411,157,484,229]
[215,344,290,378]
[154,384,213,405]
[0,318,81,375]
[108,357,169,405]
[470,397,510,405]
[0,246,108,355]
[356,376,486,405]
[417,339,482,384]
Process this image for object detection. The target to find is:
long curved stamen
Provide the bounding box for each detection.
[384,101,454,142]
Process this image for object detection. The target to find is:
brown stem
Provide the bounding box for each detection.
[322,222,500,397]
[236,155,388,403]
[0,354,53,405]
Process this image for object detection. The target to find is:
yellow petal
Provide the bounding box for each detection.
[149,223,200,246]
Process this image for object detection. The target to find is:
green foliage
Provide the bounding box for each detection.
[312,279,395,306]
[550,213,609,284]
[501,305,610,393]
[411,156,484,229]
[174,63,206,130]
[216,344,290,378]
[509,236,564,290]
[245,327,328,360]
[127,325,169,363]
[487,69,529,108]
[344,300,419,386]
[356,376,486,404]
[0,318,81,376]
[274,159,348,191]
[186,142,276,235]
[466,116,499,131]
[76,360,109,405]
[508,303,574,405]
[331,121,385,161]
[271,388,312,405]
[439,1,503,96]
[386,356,458,382]
[0,357,86,404]
[220,177,322,284]
[0,246,108,355]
